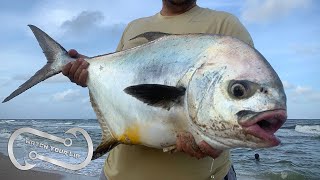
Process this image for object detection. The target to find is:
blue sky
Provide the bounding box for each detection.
[0,0,319,119]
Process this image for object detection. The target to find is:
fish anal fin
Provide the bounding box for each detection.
[124,84,185,110]
[92,139,119,160]
[89,91,118,160]
[130,32,173,42]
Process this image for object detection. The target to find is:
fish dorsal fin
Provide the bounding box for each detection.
[124,84,185,110]
[130,32,173,42]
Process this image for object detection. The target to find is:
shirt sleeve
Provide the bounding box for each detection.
[220,14,254,47]
[116,22,133,51]
[116,32,125,52]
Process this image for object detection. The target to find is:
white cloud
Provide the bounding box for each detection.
[294,86,312,94]
[282,81,294,89]
[20,0,160,36]
[1,0,319,119]
[57,10,126,44]
[0,0,160,40]
[241,0,312,24]
[61,11,104,35]
[52,89,81,102]
[284,82,320,103]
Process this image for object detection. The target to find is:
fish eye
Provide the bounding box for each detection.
[228,80,258,99]
[231,83,246,98]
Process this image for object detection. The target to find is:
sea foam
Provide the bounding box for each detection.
[295,125,320,135]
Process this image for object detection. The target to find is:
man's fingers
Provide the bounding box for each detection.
[177,134,197,157]
[175,132,223,159]
[68,49,87,58]
[68,49,79,58]
[69,59,83,80]
[184,142,203,158]
[78,70,88,87]
[188,139,206,159]
[62,62,72,76]
[74,68,82,83]
[175,134,183,152]
[198,141,223,159]
[63,51,89,87]
[176,132,206,159]
[74,61,89,83]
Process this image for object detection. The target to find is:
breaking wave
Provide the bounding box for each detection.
[0,129,24,140]
[295,125,320,135]
[0,131,11,139]
[31,120,40,124]
[56,122,73,125]
[0,119,16,124]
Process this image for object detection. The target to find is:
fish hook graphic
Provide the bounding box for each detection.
[8,127,93,170]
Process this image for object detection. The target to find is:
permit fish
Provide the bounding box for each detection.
[3,25,287,159]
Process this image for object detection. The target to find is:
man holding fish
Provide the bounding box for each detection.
[63,0,253,180]
[2,0,287,179]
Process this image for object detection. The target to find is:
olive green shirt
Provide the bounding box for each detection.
[104,5,253,180]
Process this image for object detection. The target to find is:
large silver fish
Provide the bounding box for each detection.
[3,25,287,159]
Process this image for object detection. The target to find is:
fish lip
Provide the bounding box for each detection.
[239,109,287,146]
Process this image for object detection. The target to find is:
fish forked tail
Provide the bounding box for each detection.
[2,25,72,103]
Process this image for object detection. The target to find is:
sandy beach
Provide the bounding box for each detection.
[0,153,98,180]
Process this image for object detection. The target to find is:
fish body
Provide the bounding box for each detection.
[3,25,287,159]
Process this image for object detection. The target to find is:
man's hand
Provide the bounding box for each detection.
[176,132,222,159]
[62,49,89,87]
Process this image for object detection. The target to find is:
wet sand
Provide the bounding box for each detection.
[0,153,98,180]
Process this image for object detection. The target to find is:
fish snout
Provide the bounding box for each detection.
[238,109,287,146]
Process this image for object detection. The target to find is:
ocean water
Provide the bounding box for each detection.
[232,119,320,180]
[0,119,319,179]
[0,119,106,177]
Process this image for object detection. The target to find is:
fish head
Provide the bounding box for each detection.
[186,36,287,149]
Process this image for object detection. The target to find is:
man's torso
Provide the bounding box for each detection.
[104,6,253,180]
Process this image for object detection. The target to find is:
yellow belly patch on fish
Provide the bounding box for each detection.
[117,124,141,144]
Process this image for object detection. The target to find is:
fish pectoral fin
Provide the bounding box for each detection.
[130,32,173,42]
[124,84,186,110]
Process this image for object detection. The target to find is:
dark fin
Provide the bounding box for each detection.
[28,25,67,63]
[130,32,172,42]
[124,84,185,110]
[89,92,119,160]
[92,141,119,160]
[2,25,69,103]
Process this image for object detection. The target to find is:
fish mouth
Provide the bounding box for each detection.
[239,109,287,146]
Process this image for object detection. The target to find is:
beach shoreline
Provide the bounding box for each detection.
[1,119,318,179]
[0,152,98,180]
